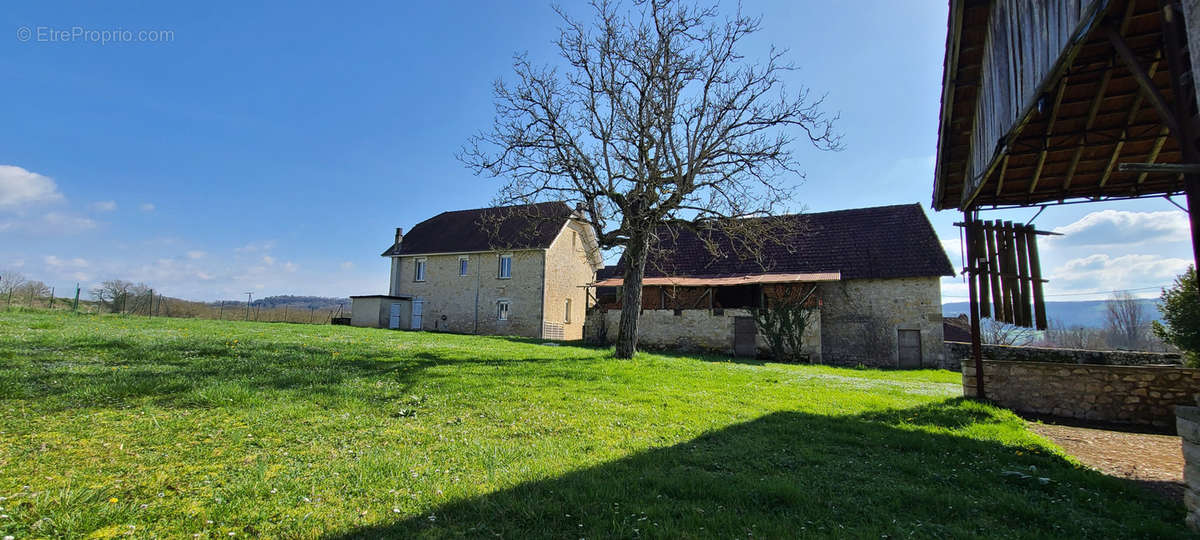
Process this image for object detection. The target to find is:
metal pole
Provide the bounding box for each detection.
[245,292,253,321]
[72,284,79,312]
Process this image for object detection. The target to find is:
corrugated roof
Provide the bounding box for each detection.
[615,204,955,281]
[382,201,573,257]
[593,272,841,287]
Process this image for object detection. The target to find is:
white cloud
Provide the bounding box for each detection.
[0,165,63,208]
[235,241,276,253]
[262,255,276,265]
[1049,253,1191,297]
[41,212,97,233]
[140,203,156,212]
[89,201,117,212]
[1051,210,1190,247]
[44,255,89,268]
[283,261,298,272]
[186,250,206,260]
[340,261,355,270]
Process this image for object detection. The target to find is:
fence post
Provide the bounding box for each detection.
[72,284,79,312]
[49,287,55,309]
[148,289,154,318]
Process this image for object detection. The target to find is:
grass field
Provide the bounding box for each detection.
[0,309,1189,538]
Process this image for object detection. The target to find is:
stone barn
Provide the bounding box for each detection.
[585,204,956,368]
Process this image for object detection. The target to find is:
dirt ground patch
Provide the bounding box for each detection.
[1029,422,1185,502]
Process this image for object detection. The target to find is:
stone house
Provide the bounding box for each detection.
[586,204,956,368]
[350,201,603,340]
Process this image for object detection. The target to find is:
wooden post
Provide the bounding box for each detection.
[966,213,985,399]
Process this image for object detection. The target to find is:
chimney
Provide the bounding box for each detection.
[394,227,403,244]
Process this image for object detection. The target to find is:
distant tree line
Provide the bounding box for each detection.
[977,290,1173,353]
[0,270,347,325]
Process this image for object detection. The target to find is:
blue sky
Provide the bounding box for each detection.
[1,1,1193,303]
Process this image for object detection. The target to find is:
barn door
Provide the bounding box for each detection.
[897,329,922,368]
[733,316,757,357]
[388,303,402,329]
[411,299,424,330]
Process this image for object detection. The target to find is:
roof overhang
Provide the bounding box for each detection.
[592,272,841,288]
[933,0,1189,211]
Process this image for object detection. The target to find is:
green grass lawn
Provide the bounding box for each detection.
[0,309,1188,538]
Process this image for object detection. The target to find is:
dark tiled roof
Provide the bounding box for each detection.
[382,201,572,257]
[596,265,620,280]
[623,204,954,281]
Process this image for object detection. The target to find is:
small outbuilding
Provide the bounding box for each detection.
[349,294,413,329]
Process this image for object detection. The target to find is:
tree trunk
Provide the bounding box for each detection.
[614,232,650,358]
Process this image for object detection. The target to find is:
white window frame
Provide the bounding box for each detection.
[564,298,572,323]
[498,253,513,279]
[413,258,426,282]
[497,300,511,321]
[458,256,469,276]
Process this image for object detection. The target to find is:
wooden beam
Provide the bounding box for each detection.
[1026,225,1048,331]
[1028,76,1069,195]
[1104,25,1184,138]
[1061,66,1114,197]
[994,154,1009,198]
[1099,56,1162,188]
[1120,163,1200,174]
[1137,126,1172,184]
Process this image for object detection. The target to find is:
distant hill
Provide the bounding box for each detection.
[208,295,349,311]
[942,298,1163,328]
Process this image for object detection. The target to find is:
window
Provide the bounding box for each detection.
[564,298,572,323]
[572,230,578,248]
[498,253,512,279]
[458,256,469,276]
[414,258,426,282]
[497,300,510,321]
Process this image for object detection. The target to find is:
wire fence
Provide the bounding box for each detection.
[2,281,346,325]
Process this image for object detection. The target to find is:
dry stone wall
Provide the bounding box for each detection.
[963,360,1200,430]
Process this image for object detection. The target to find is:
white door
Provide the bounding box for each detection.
[411,298,423,330]
[388,303,402,329]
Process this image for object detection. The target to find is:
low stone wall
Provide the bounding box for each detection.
[583,308,821,359]
[945,341,1181,372]
[963,360,1200,430]
[1176,405,1200,530]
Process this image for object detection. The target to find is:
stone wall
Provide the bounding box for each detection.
[817,277,946,368]
[963,360,1200,430]
[542,220,599,340]
[1175,405,1200,530]
[945,341,1182,371]
[392,250,546,338]
[585,307,822,359]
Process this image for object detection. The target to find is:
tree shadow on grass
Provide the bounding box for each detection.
[0,334,579,413]
[331,399,1188,539]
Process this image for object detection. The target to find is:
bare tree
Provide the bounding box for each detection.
[1105,291,1147,350]
[982,318,1035,346]
[16,280,52,306]
[1043,319,1102,349]
[90,279,149,314]
[0,270,26,306]
[462,0,839,357]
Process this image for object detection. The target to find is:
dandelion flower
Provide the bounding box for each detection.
[109,497,118,503]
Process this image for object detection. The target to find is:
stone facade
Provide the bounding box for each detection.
[541,220,597,340]
[585,307,821,358]
[816,277,946,368]
[963,360,1200,430]
[584,275,943,366]
[945,341,1182,371]
[388,221,597,339]
[1176,404,1200,530]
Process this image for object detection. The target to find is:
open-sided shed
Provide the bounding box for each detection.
[934,0,1200,397]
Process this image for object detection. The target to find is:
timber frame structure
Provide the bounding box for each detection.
[934,0,1200,398]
